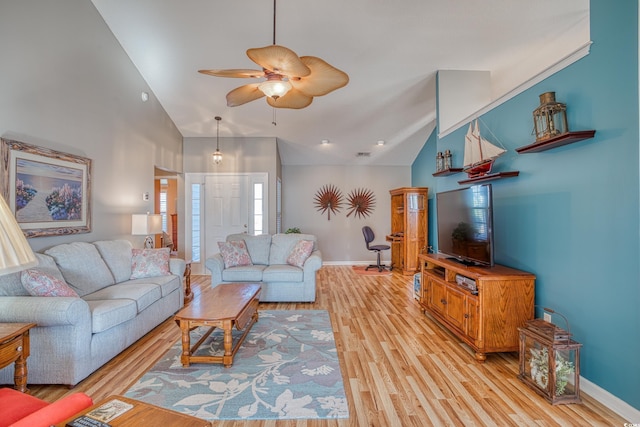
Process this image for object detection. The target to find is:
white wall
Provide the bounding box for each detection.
[0,0,183,252]
[183,142,414,263]
[183,136,280,234]
[282,165,411,262]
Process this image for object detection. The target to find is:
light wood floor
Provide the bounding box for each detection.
[29,266,625,426]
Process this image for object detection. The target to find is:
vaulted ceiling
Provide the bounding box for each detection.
[91,0,590,166]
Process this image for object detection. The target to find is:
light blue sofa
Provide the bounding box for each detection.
[0,240,185,386]
[205,233,322,302]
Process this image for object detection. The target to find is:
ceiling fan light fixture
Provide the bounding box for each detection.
[198,0,348,109]
[259,78,292,99]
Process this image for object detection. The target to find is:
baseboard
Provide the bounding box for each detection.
[323,261,389,266]
[580,376,639,422]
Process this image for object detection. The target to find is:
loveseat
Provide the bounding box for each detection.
[0,240,185,386]
[205,233,322,302]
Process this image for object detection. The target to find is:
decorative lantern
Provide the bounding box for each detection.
[443,149,452,170]
[518,309,582,405]
[532,92,568,141]
[436,151,444,172]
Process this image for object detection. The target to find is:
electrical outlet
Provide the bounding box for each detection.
[543,312,552,323]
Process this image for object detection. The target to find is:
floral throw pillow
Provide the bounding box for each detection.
[218,240,253,268]
[286,240,314,268]
[20,269,79,297]
[130,248,171,279]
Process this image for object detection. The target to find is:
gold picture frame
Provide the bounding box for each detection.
[1,138,92,238]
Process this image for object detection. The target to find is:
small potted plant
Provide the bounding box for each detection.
[529,347,576,396]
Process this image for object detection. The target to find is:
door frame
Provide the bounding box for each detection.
[185,172,268,274]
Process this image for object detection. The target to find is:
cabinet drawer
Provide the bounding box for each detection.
[235,299,258,330]
[0,335,23,369]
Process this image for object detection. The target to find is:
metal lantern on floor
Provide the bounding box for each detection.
[518,309,582,405]
[533,92,568,141]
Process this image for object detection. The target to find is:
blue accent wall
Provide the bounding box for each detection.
[411,0,639,410]
[412,129,438,251]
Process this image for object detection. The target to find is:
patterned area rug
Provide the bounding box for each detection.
[352,265,393,276]
[125,310,348,421]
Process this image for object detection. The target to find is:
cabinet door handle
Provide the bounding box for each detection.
[464,313,469,319]
[440,298,447,305]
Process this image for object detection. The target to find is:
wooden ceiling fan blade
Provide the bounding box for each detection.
[198,69,264,78]
[247,45,311,77]
[266,88,313,109]
[226,84,265,107]
[291,56,349,96]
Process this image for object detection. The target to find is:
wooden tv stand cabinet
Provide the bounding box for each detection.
[418,254,535,362]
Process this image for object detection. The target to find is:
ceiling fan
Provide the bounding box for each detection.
[198,0,349,109]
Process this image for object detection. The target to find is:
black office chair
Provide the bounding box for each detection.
[362,226,392,272]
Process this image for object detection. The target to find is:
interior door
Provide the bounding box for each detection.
[204,174,249,261]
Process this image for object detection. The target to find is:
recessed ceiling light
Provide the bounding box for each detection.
[377,140,385,146]
[321,139,330,145]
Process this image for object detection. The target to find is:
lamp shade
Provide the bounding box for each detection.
[131,213,163,235]
[0,194,37,276]
[259,79,292,99]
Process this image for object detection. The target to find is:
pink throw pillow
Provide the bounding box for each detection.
[20,269,79,297]
[287,240,314,268]
[130,248,170,279]
[218,240,253,268]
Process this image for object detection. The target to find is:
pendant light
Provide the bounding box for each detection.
[212,116,222,164]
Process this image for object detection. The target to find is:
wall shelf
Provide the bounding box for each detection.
[458,171,519,185]
[516,130,596,153]
[432,168,463,177]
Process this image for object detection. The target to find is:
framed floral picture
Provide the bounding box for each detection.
[1,138,92,238]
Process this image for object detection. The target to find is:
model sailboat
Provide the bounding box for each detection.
[463,120,506,178]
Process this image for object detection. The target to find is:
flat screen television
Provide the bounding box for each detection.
[436,184,494,267]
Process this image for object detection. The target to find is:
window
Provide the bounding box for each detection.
[191,183,201,262]
[159,179,168,232]
[276,177,282,234]
[253,182,263,235]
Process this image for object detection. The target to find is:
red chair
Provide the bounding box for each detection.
[0,387,93,427]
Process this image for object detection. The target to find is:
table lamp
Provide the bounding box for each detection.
[131,213,163,249]
[0,194,37,276]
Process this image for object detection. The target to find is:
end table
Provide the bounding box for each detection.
[0,323,36,393]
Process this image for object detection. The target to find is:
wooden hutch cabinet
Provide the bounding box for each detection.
[418,253,535,361]
[388,187,428,275]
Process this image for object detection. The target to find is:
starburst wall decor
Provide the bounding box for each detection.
[314,184,343,220]
[346,188,375,218]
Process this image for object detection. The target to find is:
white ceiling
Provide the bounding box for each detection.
[91,0,590,166]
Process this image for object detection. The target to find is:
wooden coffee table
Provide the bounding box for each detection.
[57,395,211,426]
[174,283,261,367]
